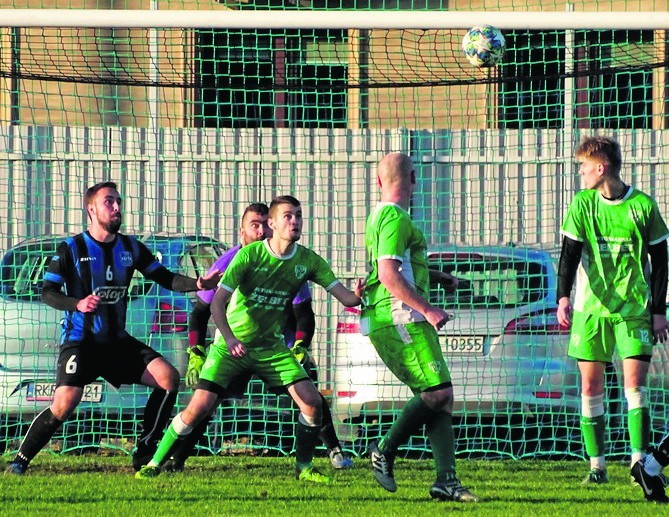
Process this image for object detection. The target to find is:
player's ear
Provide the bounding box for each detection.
[377,175,382,188]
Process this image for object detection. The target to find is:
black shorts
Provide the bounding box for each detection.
[56,336,162,389]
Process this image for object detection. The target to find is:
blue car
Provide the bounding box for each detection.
[0,233,225,426]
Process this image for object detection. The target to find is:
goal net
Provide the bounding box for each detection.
[1,9,669,462]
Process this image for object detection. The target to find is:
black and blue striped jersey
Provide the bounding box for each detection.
[43,231,162,344]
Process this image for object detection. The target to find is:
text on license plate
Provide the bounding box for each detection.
[444,336,484,354]
[26,382,104,402]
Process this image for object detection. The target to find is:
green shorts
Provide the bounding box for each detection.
[368,321,451,393]
[199,339,310,391]
[567,311,654,362]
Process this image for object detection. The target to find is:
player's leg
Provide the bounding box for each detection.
[288,379,331,483]
[6,342,93,475]
[622,358,651,465]
[136,340,241,479]
[6,386,83,475]
[120,338,180,470]
[136,387,220,479]
[366,323,450,493]
[300,352,352,469]
[164,374,249,471]
[616,316,655,467]
[578,360,608,483]
[569,312,612,484]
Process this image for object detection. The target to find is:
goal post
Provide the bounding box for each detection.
[1,9,669,29]
[0,8,669,461]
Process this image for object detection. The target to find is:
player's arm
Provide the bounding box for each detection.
[556,235,583,328]
[189,299,212,352]
[210,285,246,357]
[378,258,449,330]
[429,268,459,293]
[41,242,98,313]
[136,241,221,292]
[649,240,669,342]
[329,281,364,307]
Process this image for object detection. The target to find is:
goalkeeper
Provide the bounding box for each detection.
[163,202,353,472]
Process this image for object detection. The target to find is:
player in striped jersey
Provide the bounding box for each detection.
[5,182,221,475]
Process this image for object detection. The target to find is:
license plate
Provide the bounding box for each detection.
[443,336,484,354]
[26,382,104,403]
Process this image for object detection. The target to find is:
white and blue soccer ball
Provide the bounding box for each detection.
[462,25,506,67]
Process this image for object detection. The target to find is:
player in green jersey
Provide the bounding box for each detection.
[362,152,478,503]
[136,195,363,484]
[556,136,669,486]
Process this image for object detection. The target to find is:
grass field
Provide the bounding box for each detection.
[1,453,666,515]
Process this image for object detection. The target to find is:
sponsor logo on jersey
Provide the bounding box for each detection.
[80,257,96,262]
[295,265,307,280]
[120,251,133,266]
[93,285,127,304]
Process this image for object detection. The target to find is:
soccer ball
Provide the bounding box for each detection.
[462,25,506,68]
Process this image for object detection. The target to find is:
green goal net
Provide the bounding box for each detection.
[1,7,669,463]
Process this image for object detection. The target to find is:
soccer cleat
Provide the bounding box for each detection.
[162,457,185,473]
[4,462,27,475]
[135,465,161,480]
[631,460,669,503]
[581,468,609,485]
[296,466,332,484]
[369,441,397,492]
[329,448,354,469]
[430,479,479,503]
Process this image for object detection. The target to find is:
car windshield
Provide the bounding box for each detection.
[428,252,547,309]
[0,241,58,301]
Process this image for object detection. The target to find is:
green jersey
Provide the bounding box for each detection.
[216,240,339,347]
[561,187,669,317]
[361,202,430,334]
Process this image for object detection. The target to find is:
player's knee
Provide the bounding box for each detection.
[582,394,605,418]
[624,386,648,410]
[156,362,180,391]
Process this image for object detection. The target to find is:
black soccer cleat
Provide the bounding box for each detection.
[430,479,479,503]
[631,459,669,503]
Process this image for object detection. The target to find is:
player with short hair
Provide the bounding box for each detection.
[362,152,477,503]
[556,136,669,485]
[162,202,352,471]
[4,181,222,475]
[136,195,363,483]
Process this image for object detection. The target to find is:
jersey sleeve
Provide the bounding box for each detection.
[43,241,72,286]
[561,194,586,242]
[308,252,339,291]
[376,208,412,262]
[648,200,669,246]
[134,239,163,275]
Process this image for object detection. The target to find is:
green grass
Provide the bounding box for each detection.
[1,454,667,516]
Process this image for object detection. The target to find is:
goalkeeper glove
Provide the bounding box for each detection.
[186,345,207,388]
[291,340,310,366]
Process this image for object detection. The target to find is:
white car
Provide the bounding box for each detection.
[331,245,578,444]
